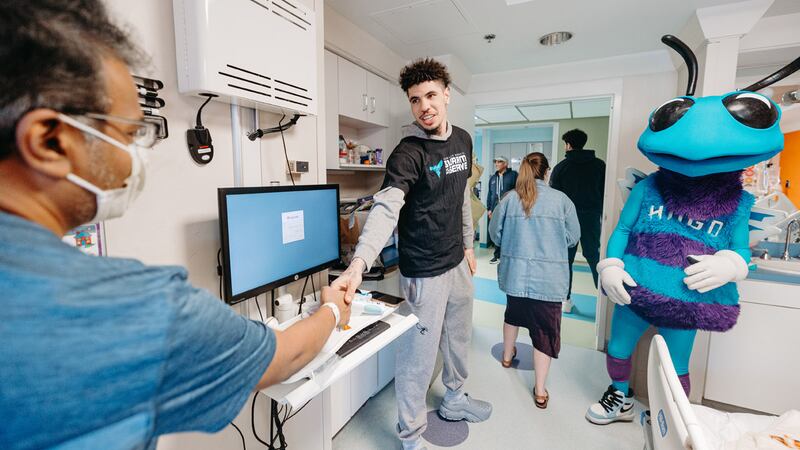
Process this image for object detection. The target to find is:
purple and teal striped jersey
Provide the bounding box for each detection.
[608,171,753,331]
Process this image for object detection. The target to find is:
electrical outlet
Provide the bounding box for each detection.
[287,160,309,174]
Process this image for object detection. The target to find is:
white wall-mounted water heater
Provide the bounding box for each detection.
[173,0,317,115]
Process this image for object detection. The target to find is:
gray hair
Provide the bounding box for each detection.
[0,0,144,158]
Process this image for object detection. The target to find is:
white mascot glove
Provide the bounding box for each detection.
[683,250,748,293]
[597,258,637,305]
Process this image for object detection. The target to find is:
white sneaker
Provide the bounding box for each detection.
[400,438,427,450]
[397,424,428,450]
[562,298,574,314]
[585,385,635,425]
[438,392,493,423]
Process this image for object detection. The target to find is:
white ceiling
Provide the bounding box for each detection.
[326,0,773,74]
[764,0,800,17]
[475,97,611,125]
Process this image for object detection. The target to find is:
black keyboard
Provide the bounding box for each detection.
[336,320,390,358]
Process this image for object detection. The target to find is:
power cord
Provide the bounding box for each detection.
[246,114,302,141]
[251,392,311,449]
[230,422,246,450]
[310,273,318,303]
[217,248,223,300]
[251,393,271,447]
[278,115,295,186]
[298,275,310,315]
[246,114,302,186]
[255,296,266,322]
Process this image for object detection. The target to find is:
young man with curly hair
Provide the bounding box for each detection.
[332,58,491,450]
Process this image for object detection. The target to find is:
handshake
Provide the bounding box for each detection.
[321,257,369,328]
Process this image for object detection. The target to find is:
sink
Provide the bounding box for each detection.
[753,241,800,259]
[753,258,800,276]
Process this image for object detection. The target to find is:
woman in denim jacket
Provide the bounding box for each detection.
[489,152,580,408]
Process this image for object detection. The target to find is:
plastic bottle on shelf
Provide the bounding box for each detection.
[348,145,357,165]
[338,135,347,164]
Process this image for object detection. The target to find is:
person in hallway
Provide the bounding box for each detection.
[489,152,580,409]
[332,58,491,450]
[0,2,351,448]
[469,155,486,231]
[550,128,606,312]
[487,155,518,264]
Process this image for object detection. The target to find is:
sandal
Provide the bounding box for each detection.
[501,346,517,368]
[534,388,549,409]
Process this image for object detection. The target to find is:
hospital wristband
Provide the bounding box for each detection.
[322,302,340,327]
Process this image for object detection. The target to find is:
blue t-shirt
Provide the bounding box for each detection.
[0,212,276,450]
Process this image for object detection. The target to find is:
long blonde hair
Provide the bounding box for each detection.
[515,152,550,217]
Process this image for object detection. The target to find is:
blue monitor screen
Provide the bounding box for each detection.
[219,185,340,303]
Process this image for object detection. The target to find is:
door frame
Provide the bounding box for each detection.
[479,121,560,169]
[471,81,623,351]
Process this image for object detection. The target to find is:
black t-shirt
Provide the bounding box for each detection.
[381,126,472,278]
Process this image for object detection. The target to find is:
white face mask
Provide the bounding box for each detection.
[59,114,148,223]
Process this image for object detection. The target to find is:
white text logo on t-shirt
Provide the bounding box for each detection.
[429,153,468,178]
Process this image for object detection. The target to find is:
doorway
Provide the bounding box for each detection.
[471,96,614,351]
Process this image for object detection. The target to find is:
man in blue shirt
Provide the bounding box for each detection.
[0,2,350,448]
[487,156,518,264]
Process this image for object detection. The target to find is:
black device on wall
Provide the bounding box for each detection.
[187,93,217,165]
[133,74,169,141]
[218,184,341,304]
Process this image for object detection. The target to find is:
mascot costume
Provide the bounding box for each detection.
[586,35,800,425]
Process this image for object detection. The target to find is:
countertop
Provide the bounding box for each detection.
[746,266,800,285]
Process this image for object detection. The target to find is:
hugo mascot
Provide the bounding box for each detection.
[585,35,800,425]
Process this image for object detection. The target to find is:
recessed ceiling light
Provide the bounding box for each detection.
[539,31,573,46]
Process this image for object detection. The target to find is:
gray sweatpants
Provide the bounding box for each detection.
[396,258,474,442]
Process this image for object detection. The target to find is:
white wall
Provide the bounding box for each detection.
[448,88,476,138]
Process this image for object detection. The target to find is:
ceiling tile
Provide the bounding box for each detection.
[474,106,526,123]
[517,103,572,121]
[764,0,800,17]
[370,0,476,45]
[571,98,612,118]
[330,0,754,74]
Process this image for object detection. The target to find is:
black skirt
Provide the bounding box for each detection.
[504,295,562,358]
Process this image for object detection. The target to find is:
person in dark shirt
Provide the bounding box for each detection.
[487,156,518,263]
[332,58,491,450]
[550,129,606,312]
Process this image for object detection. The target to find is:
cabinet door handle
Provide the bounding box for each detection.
[362,94,368,111]
[370,97,376,113]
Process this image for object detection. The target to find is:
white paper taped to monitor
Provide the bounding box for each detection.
[277,294,395,385]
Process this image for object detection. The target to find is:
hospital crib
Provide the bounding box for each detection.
[641,334,799,450]
[643,334,710,450]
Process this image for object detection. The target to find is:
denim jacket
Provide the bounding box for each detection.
[488,181,580,301]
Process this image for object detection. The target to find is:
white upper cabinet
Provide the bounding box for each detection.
[366,71,390,127]
[337,57,368,121]
[337,55,391,126]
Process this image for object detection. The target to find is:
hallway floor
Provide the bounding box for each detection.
[332,324,644,450]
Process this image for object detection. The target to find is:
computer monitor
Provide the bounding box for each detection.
[218,184,340,304]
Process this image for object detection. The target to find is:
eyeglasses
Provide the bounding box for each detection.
[82,113,159,148]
